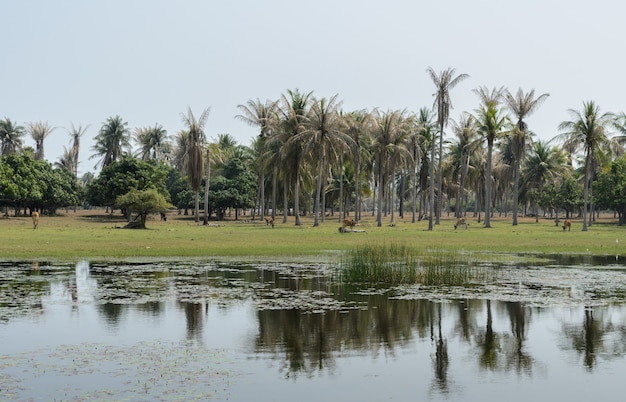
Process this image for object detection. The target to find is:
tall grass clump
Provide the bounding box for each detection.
[339,243,419,285]
[339,244,497,286]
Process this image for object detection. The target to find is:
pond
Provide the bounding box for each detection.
[1,256,626,401]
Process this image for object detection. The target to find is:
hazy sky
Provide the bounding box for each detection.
[2,0,624,175]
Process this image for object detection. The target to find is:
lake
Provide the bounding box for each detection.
[1,256,626,401]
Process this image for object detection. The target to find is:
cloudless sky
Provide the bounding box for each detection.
[2,0,624,176]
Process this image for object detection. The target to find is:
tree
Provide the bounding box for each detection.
[135,124,171,163]
[295,95,351,226]
[449,112,478,218]
[66,123,89,180]
[557,101,614,231]
[0,118,25,156]
[90,115,131,169]
[427,67,469,226]
[86,157,169,211]
[180,107,210,223]
[595,156,626,225]
[27,121,56,161]
[236,98,278,221]
[473,87,509,228]
[503,88,549,225]
[207,157,256,220]
[116,188,173,229]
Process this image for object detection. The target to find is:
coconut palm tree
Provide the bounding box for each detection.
[0,118,25,156]
[449,112,478,218]
[343,110,372,222]
[522,140,567,220]
[180,107,211,223]
[557,101,614,231]
[473,87,509,228]
[427,67,469,226]
[135,124,170,163]
[27,121,56,161]
[236,99,278,220]
[371,109,412,227]
[503,88,549,225]
[295,94,352,226]
[90,115,131,169]
[271,88,313,226]
[66,123,88,180]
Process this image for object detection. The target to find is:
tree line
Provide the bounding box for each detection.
[3,67,626,229]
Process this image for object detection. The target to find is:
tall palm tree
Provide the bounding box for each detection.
[90,115,131,169]
[27,121,56,161]
[503,88,549,225]
[135,124,170,163]
[449,112,478,218]
[343,110,372,222]
[522,140,567,220]
[427,67,469,226]
[371,109,411,227]
[557,101,614,231]
[271,88,313,226]
[473,87,509,228]
[0,118,25,156]
[66,123,88,180]
[180,107,211,223]
[172,130,191,173]
[295,94,352,226]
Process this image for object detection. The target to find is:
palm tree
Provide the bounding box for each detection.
[343,110,372,222]
[0,118,25,156]
[236,99,278,220]
[557,101,614,231]
[522,140,567,219]
[135,124,170,163]
[473,87,509,228]
[371,109,412,227]
[295,94,352,226]
[90,115,131,169]
[66,123,89,180]
[272,89,313,226]
[180,107,211,223]
[503,88,549,225]
[449,112,478,218]
[27,121,56,161]
[427,67,469,226]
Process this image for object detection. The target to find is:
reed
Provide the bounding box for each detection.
[339,244,496,286]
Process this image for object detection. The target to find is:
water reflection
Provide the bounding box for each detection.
[1,259,626,401]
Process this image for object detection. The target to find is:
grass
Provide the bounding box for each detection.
[1,209,626,261]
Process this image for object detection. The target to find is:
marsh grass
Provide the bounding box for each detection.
[339,243,500,286]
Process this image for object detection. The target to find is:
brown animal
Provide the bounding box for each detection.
[265,217,274,228]
[454,217,468,230]
[342,218,357,230]
[32,211,40,229]
[562,219,571,231]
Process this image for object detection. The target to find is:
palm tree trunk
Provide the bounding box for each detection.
[313,153,324,227]
[512,158,520,226]
[428,133,436,230]
[338,155,344,221]
[203,149,210,225]
[294,160,302,226]
[436,124,443,225]
[485,139,493,228]
[582,156,589,231]
[271,167,277,221]
[377,157,384,227]
[283,176,289,223]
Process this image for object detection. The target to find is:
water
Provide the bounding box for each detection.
[1,258,626,401]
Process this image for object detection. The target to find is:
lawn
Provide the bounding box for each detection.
[1,209,624,261]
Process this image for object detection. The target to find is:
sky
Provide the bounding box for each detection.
[2,0,625,176]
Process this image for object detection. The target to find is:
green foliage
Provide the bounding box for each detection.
[208,157,255,220]
[116,188,173,229]
[0,153,80,213]
[86,157,169,208]
[165,168,194,211]
[595,156,626,224]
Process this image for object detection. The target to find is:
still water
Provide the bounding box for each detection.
[1,258,626,401]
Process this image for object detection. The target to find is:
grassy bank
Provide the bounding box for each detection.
[1,209,625,261]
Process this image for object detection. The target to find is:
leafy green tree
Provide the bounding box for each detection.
[180,107,210,222]
[595,156,626,225]
[116,188,173,229]
[556,175,583,218]
[86,157,169,211]
[165,167,194,213]
[207,157,255,220]
[0,118,25,156]
[90,115,131,169]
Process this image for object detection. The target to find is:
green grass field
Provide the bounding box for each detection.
[1,209,625,261]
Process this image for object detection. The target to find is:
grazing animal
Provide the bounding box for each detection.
[342,218,357,230]
[562,219,571,231]
[454,217,469,230]
[160,212,167,221]
[31,211,40,229]
[265,217,274,228]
